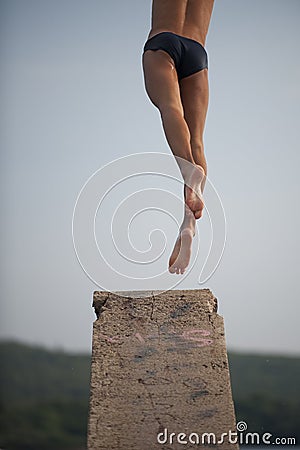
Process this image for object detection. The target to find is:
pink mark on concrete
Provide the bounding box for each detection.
[135,332,145,344]
[99,328,213,348]
[98,333,122,344]
[182,329,213,347]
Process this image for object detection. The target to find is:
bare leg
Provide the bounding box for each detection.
[180,67,209,224]
[169,69,209,274]
[143,50,206,274]
[180,68,209,189]
[142,50,205,217]
[142,50,194,165]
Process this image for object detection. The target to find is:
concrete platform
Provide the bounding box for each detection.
[88,289,239,450]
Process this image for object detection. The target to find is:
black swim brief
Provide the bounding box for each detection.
[143,31,208,80]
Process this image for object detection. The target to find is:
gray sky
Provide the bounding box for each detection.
[1,0,299,354]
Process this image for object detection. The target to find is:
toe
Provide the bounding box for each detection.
[169,265,175,274]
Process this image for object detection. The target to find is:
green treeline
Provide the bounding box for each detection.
[228,353,300,444]
[0,342,90,450]
[0,341,299,449]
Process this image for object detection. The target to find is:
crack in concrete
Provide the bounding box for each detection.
[138,378,163,428]
[150,292,155,321]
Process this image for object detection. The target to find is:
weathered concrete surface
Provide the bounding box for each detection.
[88,289,239,450]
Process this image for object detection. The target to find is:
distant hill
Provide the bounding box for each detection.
[229,352,300,400]
[228,352,300,443]
[0,341,90,406]
[0,341,299,449]
[0,341,90,450]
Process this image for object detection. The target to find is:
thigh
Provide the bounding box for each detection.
[179,68,209,143]
[142,50,183,113]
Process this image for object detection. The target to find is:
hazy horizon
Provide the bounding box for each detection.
[1,0,299,354]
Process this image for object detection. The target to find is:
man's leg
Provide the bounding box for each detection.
[143,50,205,218]
[143,50,206,274]
[142,50,194,165]
[180,68,209,191]
[168,69,209,274]
[177,68,209,223]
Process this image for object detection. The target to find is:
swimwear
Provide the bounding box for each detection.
[143,31,208,80]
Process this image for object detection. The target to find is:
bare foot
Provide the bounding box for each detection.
[168,228,194,274]
[183,164,205,219]
[168,206,196,274]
